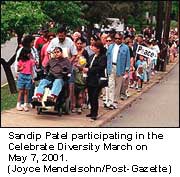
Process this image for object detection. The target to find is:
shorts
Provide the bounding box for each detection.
[17,73,32,90]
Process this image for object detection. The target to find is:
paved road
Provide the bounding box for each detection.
[1,37,17,85]
[103,64,179,127]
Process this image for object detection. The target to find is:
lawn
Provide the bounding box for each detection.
[1,85,18,111]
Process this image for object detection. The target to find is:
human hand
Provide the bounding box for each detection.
[83,68,88,73]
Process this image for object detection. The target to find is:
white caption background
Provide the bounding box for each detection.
[0,128,179,177]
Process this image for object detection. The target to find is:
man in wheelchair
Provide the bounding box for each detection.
[32,47,71,104]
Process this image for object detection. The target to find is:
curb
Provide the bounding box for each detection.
[96,60,179,127]
[1,59,179,127]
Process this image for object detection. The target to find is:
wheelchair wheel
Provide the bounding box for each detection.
[37,107,42,114]
[64,97,71,115]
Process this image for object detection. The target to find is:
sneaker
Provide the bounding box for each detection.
[151,72,155,76]
[88,104,91,109]
[135,84,138,90]
[126,91,130,98]
[82,104,88,109]
[130,85,134,88]
[28,103,33,109]
[107,104,115,110]
[120,94,128,100]
[24,106,29,112]
[103,103,109,108]
[16,105,23,111]
[137,88,142,92]
[77,108,82,114]
[32,96,42,102]
[112,103,118,109]
[71,109,76,113]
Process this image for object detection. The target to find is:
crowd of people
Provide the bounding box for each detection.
[14,24,179,120]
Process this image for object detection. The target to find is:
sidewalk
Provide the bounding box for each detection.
[1,59,179,127]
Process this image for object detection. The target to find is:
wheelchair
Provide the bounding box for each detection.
[32,70,71,116]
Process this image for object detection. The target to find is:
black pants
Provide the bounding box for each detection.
[87,86,101,117]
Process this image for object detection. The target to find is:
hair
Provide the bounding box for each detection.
[18,47,31,61]
[138,34,144,38]
[75,37,86,44]
[93,40,107,54]
[53,47,63,52]
[91,34,100,41]
[47,32,56,40]
[21,35,35,48]
[115,32,124,39]
[57,26,67,34]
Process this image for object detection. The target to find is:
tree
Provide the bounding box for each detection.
[1,1,49,93]
[40,1,88,31]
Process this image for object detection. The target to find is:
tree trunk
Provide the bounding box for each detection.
[1,33,24,94]
[17,33,23,46]
[1,58,17,94]
[155,1,164,46]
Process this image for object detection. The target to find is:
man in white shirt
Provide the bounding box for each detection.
[47,27,77,113]
[106,32,130,109]
[47,27,77,63]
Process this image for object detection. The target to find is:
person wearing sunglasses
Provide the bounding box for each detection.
[105,35,113,49]
[106,32,130,109]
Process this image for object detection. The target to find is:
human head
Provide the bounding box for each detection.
[92,40,106,55]
[106,35,113,46]
[126,38,133,47]
[47,32,56,42]
[22,35,35,48]
[57,27,67,43]
[72,31,81,42]
[137,34,144,44]
[75,37,85,51]
[100,33,108,46]
[53,47,63,59]
[90,34,100,46]
[139,55,144,61]
[114,32,123,45]
[18,47,31,61]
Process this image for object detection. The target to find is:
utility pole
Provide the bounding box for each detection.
[155,1,164,71]
[155,1,164,46]
[161,1,172,71]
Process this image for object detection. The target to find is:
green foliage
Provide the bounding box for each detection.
[1,84,18,111]
[1,1,49,44]
[171,20,178,28]
[1,1,178,44]
[41,1,88,30]
[171,1,179,20]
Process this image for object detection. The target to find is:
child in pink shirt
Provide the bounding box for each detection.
[16,47,35,111]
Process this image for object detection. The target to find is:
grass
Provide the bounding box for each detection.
[1,85,18,111]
